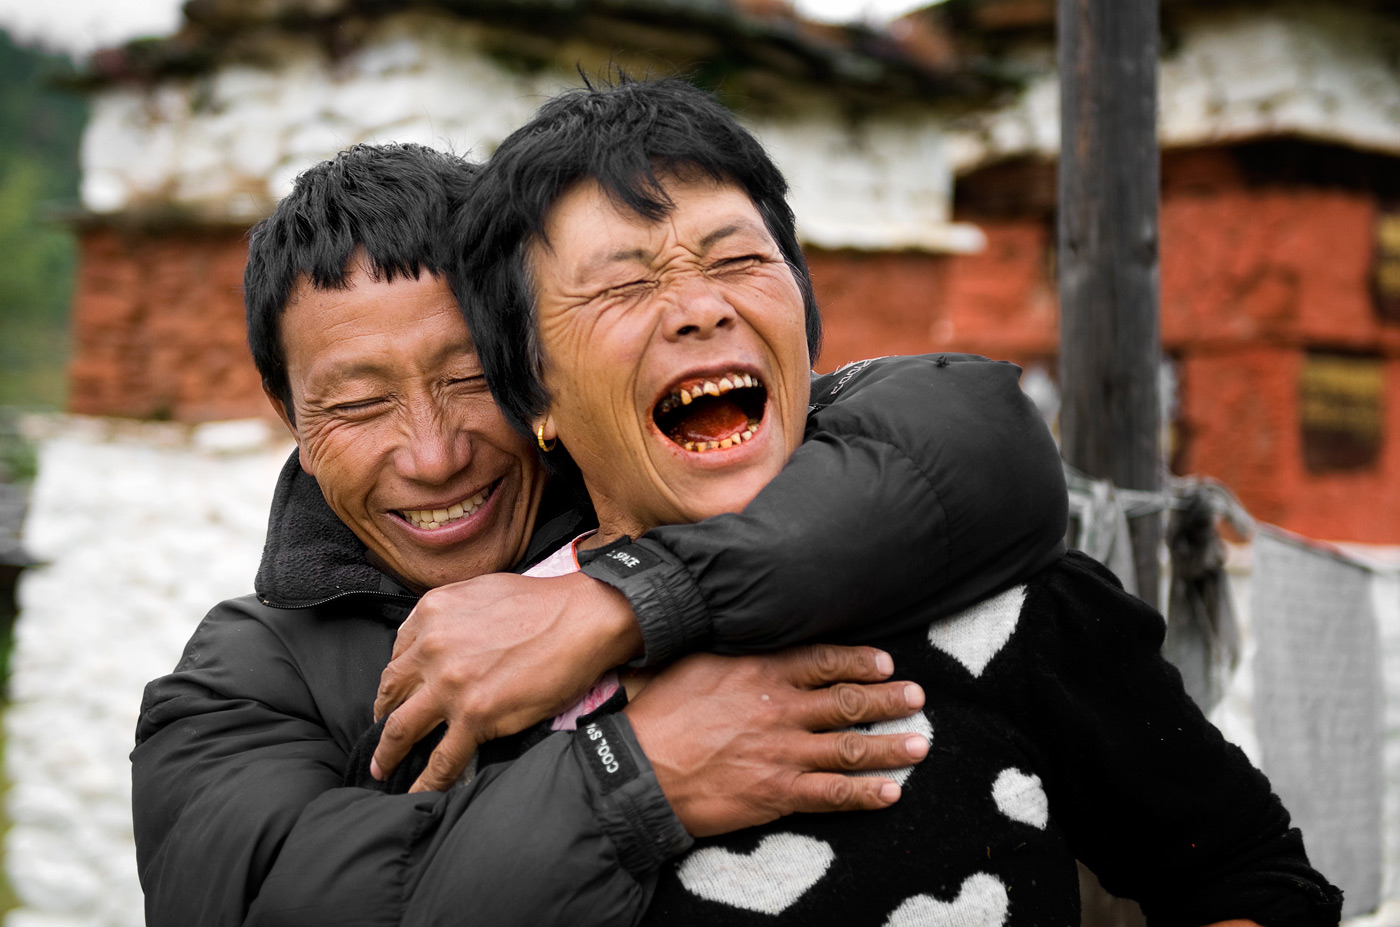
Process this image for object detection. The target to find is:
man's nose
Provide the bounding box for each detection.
[396,404,471,485]
[663,276,736,342]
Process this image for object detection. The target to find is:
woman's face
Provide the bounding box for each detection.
[529,174,811,542]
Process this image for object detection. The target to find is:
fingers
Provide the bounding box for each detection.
[371,695,445,781]
[409,727,480,794]
[790,728,929,775]
[390,615,420,663]
[778,644,895,689]
[793,679,924,731]
[373,659,418,722]
[785,772,903,814]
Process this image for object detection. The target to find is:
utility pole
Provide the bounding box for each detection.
[1058,0,1162,602]
[1058,3,1160,924]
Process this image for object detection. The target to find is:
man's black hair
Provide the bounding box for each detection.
[245,143,479,412]
[454,74,821,436]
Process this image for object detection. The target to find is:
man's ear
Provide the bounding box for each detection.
[263,386,313,475]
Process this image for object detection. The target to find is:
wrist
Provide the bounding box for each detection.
[578,537,710,665]
[565,571,644,666]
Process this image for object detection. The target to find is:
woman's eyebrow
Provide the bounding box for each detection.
[697,223,743,252]
[575,247,651,283]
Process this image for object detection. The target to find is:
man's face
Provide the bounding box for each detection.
[270,260,545,591]
[530,174,811,540]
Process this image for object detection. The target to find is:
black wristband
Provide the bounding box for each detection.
[576,714,641,797]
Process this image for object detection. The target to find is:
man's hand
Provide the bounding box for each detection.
[373,571,642,792]
[624,644,929,837]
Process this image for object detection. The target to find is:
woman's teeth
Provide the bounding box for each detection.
[400,491,487,530]
[659,373,760,414]
[682,418,761,453]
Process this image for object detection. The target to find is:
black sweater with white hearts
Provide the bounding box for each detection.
[641,552,1343,927]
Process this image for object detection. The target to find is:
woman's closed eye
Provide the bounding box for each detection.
[607,277,655,297]
[712,253,767,273]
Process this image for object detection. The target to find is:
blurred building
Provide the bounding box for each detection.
[920,0,1400,546]
[64,0,1400,545]
[65,0,990,416]
[16,2,1400,924]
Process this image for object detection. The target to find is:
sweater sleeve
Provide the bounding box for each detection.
[1001,552,1343,927]
[132,599,689,927]
[580,354,1068,662]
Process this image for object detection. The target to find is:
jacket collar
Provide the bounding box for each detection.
[253,451,595,609]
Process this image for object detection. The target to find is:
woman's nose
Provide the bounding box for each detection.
[664,277,736,341]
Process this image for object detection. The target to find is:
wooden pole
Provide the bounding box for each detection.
[1058,0,1162,602]
[1058,2,1160,925]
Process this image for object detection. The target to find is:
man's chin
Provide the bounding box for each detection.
[383,552,501,593]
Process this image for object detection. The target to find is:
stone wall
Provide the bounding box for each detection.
[6,417,290,927]
[948,4,1400,173]
[79,12,972,250]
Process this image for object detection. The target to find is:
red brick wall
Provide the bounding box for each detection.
[808,250,951,369]
[825,162,1399,543]
[1162,188,1400,543]
[809,220,1060,373]
[69,227,267,421]
[66,158,1400,542]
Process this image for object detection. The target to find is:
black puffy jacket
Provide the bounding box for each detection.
[132,354,1069,926]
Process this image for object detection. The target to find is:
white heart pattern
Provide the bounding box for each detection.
[992,767,1049,829]
[850,710,934,786]
[883,872,1010,926]
[677,833,835,915]
[926,585,1026,677]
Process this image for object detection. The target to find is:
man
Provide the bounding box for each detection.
[132,143,1067,924]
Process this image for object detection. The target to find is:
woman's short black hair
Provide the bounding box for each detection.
[454,74,821,436]
[245,143,479,411]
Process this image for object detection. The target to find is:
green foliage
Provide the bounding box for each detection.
[0,411,35,485]
[0,30,88,411]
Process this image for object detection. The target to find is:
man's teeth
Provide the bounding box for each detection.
[676,373,758,407]
[681,420,760,453]
[401,492,487,530]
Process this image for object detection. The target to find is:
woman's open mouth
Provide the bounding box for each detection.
[653,372,767,453]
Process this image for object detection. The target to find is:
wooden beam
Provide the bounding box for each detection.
[1057,0,1163,602]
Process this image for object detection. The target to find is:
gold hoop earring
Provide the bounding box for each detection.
[536,423,556,453]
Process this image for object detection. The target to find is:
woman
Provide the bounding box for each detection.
[451,78,1341,926]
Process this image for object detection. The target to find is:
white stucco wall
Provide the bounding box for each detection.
[78,11,978,253]
[947,4,1400,173]
[5,418,291,927]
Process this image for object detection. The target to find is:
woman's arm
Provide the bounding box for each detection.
[998,553,1342,927]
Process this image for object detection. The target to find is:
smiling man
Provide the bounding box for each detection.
[131,142,1073,926]
[270,259,546,589]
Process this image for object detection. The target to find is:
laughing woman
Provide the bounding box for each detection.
[450,77,1342,927]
